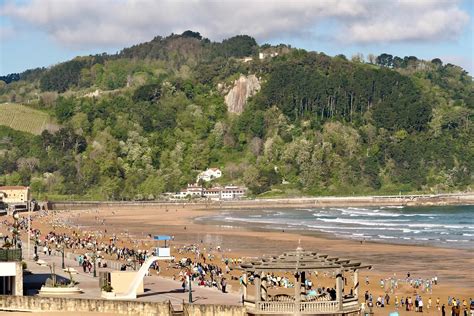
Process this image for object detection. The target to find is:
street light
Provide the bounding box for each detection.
[12,212,20,248]
[27,200,31,260]
[33,234,39,261]
[57,243,65,270]
[92,246,98,278]
[188,271,193,304]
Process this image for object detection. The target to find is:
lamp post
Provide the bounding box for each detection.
[12,212,20,248]
[34,234,39,261]
[57,244,65,269]
[27,200,31,259]
[188,271,193,303]
[92,246,97,277]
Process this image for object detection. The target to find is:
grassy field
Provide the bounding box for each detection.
[0,103,56,135]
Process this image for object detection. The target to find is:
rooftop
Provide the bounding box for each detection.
[0,186,29,190]
[240,248,371,272]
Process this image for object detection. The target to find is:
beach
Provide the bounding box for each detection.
[2,199,473,315]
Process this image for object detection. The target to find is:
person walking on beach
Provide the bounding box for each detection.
[419,297,424,313]
[82,259,87,273]
[221,278,227,293]
[442,304,446,316]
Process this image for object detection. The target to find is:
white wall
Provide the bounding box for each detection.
[0,262,17,276]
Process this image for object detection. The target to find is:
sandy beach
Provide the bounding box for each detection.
[3,200,473,315]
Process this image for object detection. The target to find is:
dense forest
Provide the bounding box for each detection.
[0,31,472,200]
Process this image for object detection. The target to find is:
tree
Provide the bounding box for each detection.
[132,83,162,102]
[431,58,443,67]
[181,30,202,40]
[392,56,404,68]
[55,97,76,123]
[220,35,257,57]
[376,53,393,67]
[351,53,364,63]
[40,59,87,92]
[367,54,376,64]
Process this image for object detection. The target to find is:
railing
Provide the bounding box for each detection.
[300,301,339,313]
[256,301,296,313]
[256,301,340,314]
[0,248,22,262]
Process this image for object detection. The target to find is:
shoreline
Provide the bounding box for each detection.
[5,200,471,314]
[48,192,474,210]
[194,215,474,251]
[55,204,474,290]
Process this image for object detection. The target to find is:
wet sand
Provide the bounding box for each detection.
[3,202,473,315]
[62,205,474,290]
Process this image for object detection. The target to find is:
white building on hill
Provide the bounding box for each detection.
[0,186,30,211]
[171,184,246,201]
[207,186,246,200]
[196,168,222,182]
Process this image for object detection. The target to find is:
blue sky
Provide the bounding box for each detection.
[1,0,473,75]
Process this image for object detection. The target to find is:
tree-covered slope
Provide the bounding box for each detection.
[0,32,472,199]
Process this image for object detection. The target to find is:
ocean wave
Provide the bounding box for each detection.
[414,237,429,241]
[318,218,410,226]
[380,206,405,209]
[407,223,474,229]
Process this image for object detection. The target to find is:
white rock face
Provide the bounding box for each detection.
[224,74,261,114]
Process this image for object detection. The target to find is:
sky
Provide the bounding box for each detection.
[0,0,473,75]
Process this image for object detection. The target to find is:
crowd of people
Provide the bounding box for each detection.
[172,243,243,294]
[363,273,474,316]
[2,210,473,314]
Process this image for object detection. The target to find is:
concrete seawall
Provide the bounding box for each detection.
[0,296,246,315]
[49,193,474,210]
[0,296,172,315]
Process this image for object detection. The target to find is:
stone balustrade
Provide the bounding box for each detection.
[254,300,358,314]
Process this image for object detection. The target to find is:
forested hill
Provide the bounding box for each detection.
[0,31,472,200]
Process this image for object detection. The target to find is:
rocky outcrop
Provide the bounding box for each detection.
[224,74,261,114]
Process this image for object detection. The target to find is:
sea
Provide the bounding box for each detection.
[198,205,474,250]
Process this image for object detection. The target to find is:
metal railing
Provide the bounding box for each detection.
[0,248,22,262]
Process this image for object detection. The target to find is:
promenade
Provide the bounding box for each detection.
[21,249,241,308]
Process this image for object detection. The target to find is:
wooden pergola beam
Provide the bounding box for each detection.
[240,250,371,273]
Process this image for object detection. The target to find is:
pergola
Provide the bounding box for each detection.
[239,247,371,315]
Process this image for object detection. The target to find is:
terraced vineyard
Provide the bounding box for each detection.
[0,103,56,135]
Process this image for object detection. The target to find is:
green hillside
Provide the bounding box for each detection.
[0,31,472,200]
[0,103,55,135]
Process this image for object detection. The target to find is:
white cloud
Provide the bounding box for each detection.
[343,4,469,43]
[441,55,473,74]
[0,26,16,40]
[0,0,470,48]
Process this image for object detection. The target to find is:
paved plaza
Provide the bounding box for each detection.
[22,249,241,308]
